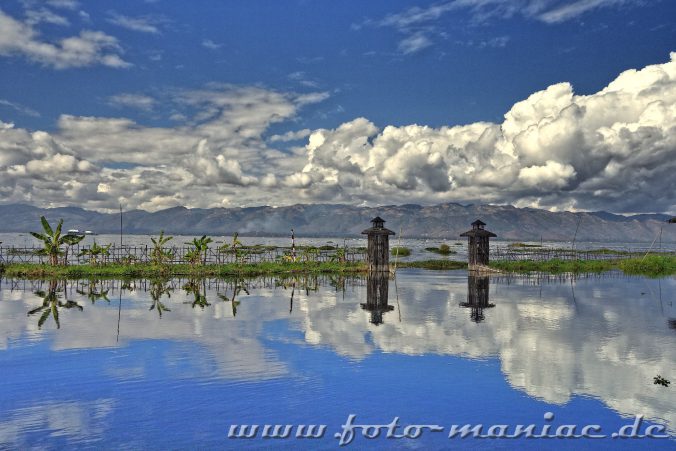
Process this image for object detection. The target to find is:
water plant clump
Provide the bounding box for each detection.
[507,242,543,249]
[425,244,456,255]
[399,260,466,270]
[391,247,411,257]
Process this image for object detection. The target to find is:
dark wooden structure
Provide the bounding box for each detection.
[459,275,494,323]
[361,217,395,273]
[360,273,393,325]
[460,219,497,269]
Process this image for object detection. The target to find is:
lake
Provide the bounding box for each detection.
[0,269,674,449]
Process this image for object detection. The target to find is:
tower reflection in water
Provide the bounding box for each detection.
[460,275,495,323]
[360,273,394,325]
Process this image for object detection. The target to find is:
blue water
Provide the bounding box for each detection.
[0,270,674,449]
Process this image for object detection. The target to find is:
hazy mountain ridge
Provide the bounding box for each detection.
[0,203,673,243]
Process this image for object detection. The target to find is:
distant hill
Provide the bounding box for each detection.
[0,203,674,243]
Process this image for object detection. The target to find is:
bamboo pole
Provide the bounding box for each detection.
[391,226,403,275]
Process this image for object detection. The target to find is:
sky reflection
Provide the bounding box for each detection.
[0,270,673,448]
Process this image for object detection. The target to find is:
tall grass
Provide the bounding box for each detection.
[490,255,676,277]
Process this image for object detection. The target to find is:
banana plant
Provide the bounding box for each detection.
[77,240,111,265]
[30,216,84,265]
[185,235,213,265]
[28,280,82,329]
[218,232,242,264]
[150,230,174,265]
[330,248,346,264]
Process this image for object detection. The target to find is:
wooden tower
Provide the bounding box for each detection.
[361,217,395,273]
[460,219,497,269]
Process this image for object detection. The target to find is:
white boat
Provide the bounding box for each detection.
[66,229,85,238]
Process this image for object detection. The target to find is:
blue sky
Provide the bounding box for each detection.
[0,0,675,213]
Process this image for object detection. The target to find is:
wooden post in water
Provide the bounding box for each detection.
[361,217,395,273]
[119,204,123,249]
[291,228,296,262]
[460,219,497,270]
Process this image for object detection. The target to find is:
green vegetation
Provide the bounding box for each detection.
[218,233,243,263]
[490,255,676,277]
[425,244,456,255]
[30,216,84,265]
[508,246,636,256]
[185,235,213,266]
[507,242,543,248]
[391,246,411,257]
[0,261,369,279]
[0,257,472,278]
[330,248,346,263]
[6,248,43,256]
[77,240,112,265]
[584,248,634,255]
[399,260,466,270]
[150,231,174,265]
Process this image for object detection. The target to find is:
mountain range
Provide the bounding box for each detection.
[0,203,674,243]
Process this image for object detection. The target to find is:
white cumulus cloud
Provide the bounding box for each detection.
[0,9,129,69]
[290,53,676,213]
[0,55,674,214]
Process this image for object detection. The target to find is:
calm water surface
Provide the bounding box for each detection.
[0,270,674,449]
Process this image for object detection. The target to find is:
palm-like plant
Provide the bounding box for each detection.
[330,248,346,264]
[185,235,213,265]
[28,280,83,329]
[77,240,111,265]
[230,232,242,263]
[150,230,174,265]
[218,233,242,263]
[30,216,84,265]
[149,279,173,317]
